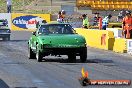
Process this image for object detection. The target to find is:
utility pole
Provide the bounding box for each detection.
[50,0,52,14]
[23,0,25,6]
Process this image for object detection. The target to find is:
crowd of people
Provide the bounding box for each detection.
[57,10,132,39]
[81,11,132,39]
[81,13,112,30]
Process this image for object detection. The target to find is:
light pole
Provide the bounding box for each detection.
[50,0,52,14]
[23,0,25,7]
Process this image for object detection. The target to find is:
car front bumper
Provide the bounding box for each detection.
[42,47,87,55]
[0,33,10,38]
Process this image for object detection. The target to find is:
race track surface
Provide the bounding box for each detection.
[0,31,132,88]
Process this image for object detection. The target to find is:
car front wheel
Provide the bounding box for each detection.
[7,36,10,41]
[36,49,43,62]
[68,53,76,63]
[80,47,87,63]
[28,47,36,59]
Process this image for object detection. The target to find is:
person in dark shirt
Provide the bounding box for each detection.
[6,0,12,13]
[93,12,101,26]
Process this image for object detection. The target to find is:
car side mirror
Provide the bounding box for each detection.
[32,32,36,36]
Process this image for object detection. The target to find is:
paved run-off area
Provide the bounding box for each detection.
[0,31,132,88]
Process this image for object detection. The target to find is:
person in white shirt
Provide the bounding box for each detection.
[6,0,12,13]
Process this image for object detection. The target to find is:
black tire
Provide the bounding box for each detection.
[36,49,43,62]
[68,53,76,63]
[7,36,10,41]
[2,38,6,41]
[28,47,36,59]
[2,36,10,41]
[80,47,87,63]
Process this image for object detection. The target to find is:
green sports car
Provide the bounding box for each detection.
[28,23,87,62]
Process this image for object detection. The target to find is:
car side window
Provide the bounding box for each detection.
[61,25,74,34]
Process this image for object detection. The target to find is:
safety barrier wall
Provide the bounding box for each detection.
[75,28,132,54]
[75,28,115,50]
[107,28,127,53]
[127,39,132,54]
[106,28,122,38]
[11,13,51,31]
[113,38,127,53]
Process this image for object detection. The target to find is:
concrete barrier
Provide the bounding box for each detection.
[113,38,127,53]
[75,28,115,50]
[106,28,122,38]
[74,28,132,54]
[127,39,132,54]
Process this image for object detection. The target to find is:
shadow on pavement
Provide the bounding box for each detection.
[0,40,28,42]
[0,79,9,88]
[41,58,114,64]
[87,59,114,63]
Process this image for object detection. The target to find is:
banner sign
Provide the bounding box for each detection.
[11,13,51,31]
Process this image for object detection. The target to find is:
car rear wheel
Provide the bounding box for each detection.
[68,53,76,63]
[7,36,10,41]
[36,50,43,62]
[3,36,10,41]
[80,47,87,63]
[3,37,7,41]
[28,47,36,59]
[36,45,43,62]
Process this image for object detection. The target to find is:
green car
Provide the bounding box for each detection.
[28,23,87,62]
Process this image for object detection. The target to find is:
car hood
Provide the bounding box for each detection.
[37,34,86,45]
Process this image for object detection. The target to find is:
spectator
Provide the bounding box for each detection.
[117,12,123,22]
[6,0,12,13]
[102,14,112,30]
[122,11,132,38]
[57,11,63,23]
[61,10,66,22]
[82,14,89,29]
[93,12,101,26]
[117,10,126,22]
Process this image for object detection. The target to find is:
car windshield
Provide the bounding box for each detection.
[38,24,75,34]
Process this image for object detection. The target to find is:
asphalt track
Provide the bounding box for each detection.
[0,31,132,88]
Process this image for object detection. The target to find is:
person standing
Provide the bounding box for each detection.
[82,14,89,29]
[61,10,66,22]
[6,0,12,13]
[93,12,101,26]
[102,14,112,30]
[57,11,63,23]
[57,10,66,23]
[122,11,132,38]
